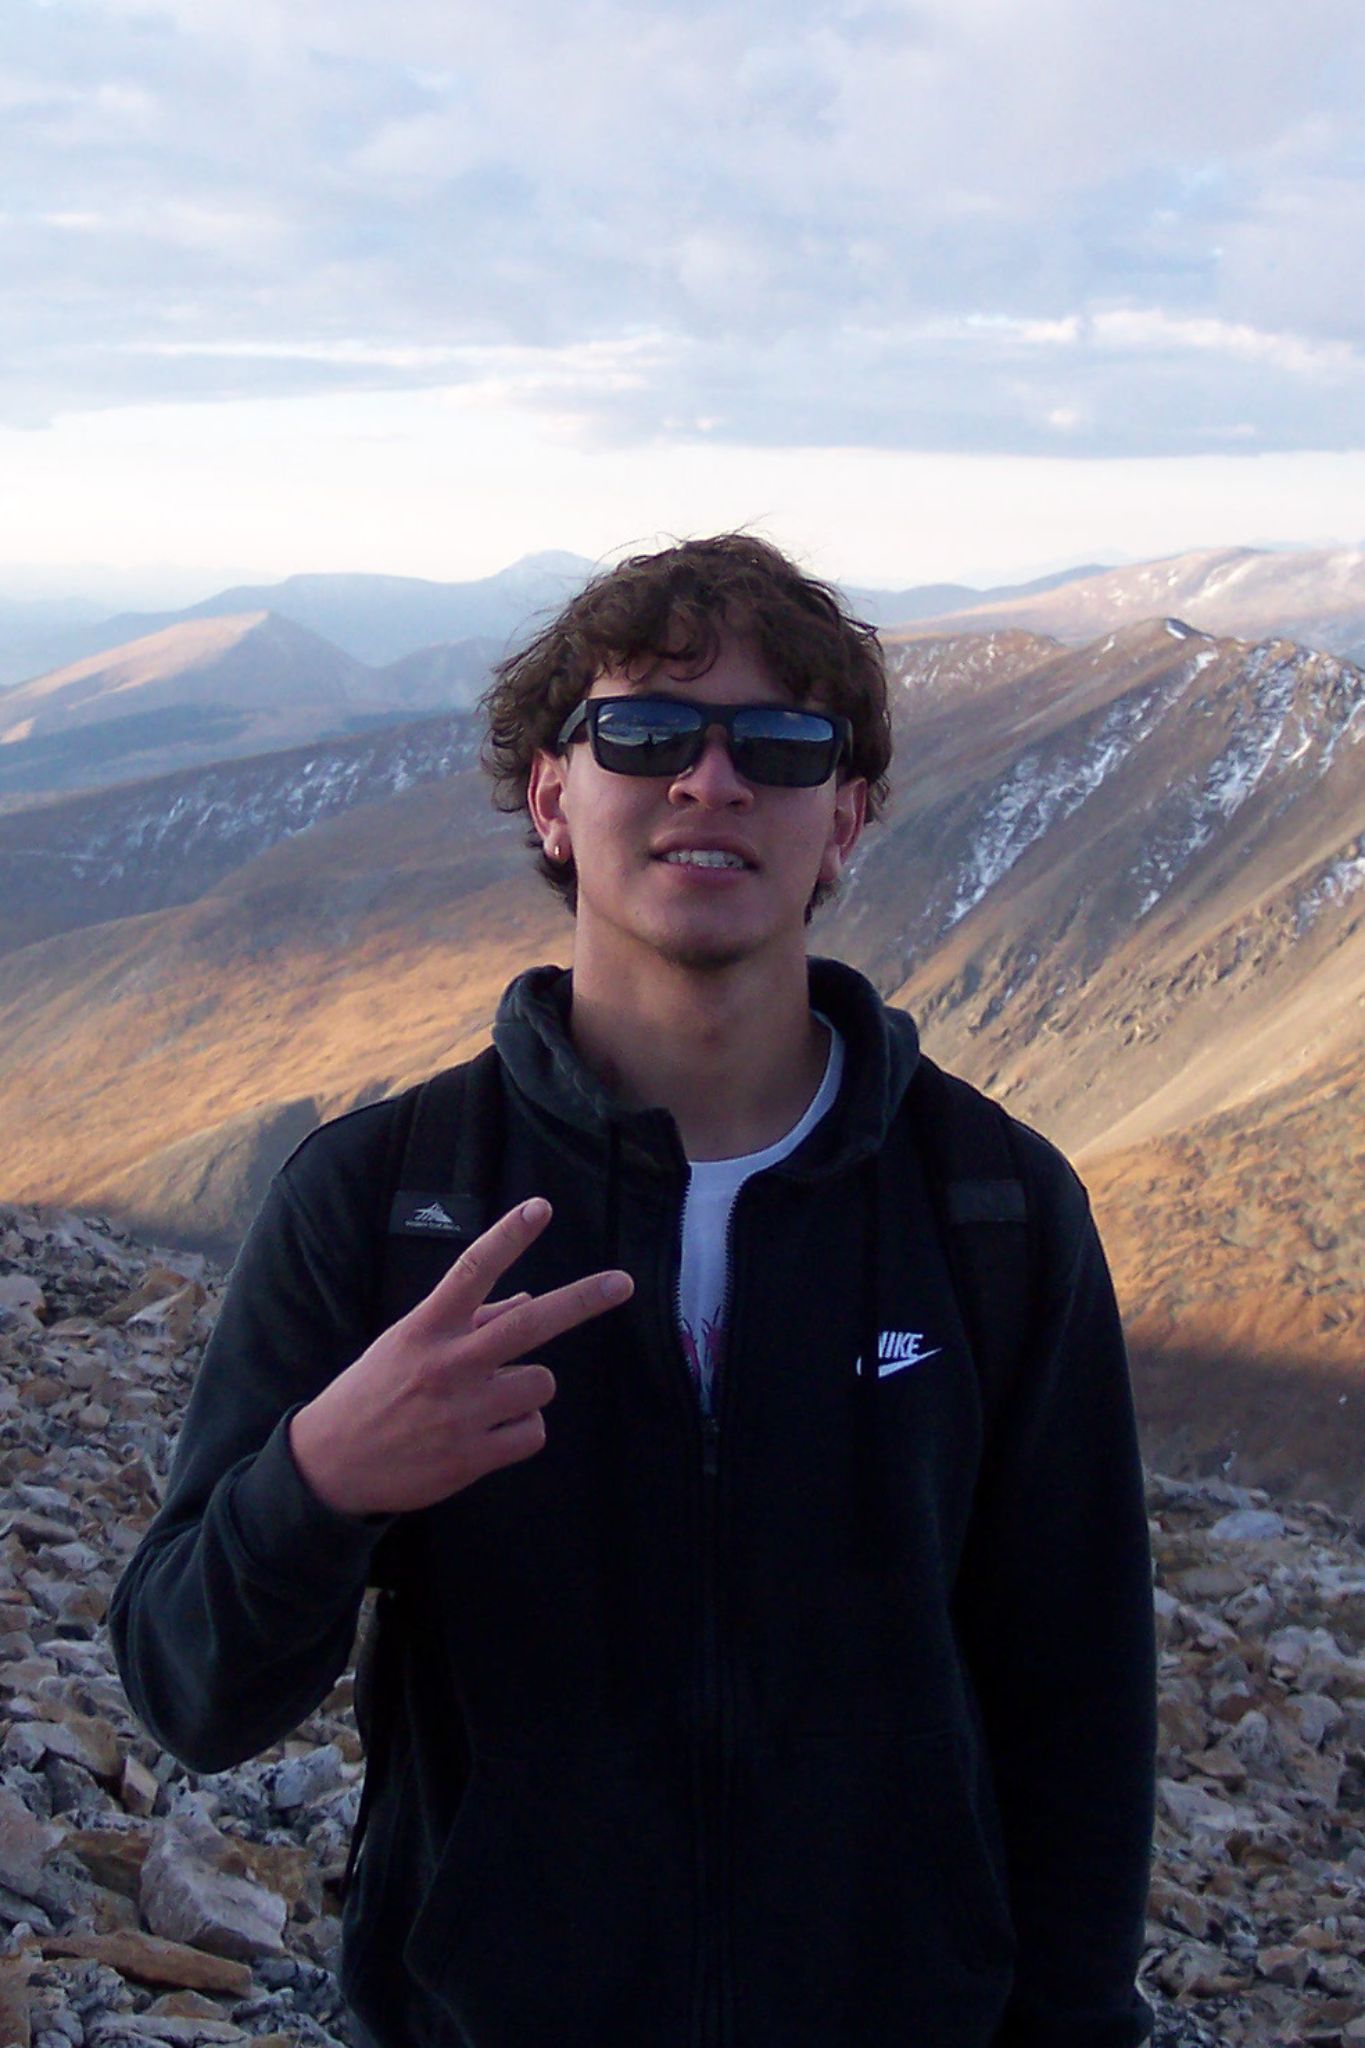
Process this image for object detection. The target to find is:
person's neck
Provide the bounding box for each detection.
[567,946,829,1161]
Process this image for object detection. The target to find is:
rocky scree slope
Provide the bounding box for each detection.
[3,1206,1365,2047]
[1,1208,364,2046]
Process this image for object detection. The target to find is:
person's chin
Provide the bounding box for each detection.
[652,914,770,972]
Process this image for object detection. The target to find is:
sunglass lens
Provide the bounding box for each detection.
[591,699,700,774]
[731,708,839,787]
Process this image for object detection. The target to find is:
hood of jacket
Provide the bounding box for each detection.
[491,954,921,1179]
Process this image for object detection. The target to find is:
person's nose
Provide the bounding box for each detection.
[667,725,753,806]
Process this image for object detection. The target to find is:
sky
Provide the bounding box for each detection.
[3,0,1365,600]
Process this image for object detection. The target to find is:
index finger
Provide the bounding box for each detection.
[405,1197,554,1335]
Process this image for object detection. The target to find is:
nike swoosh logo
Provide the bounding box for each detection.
[877,1348,942,1377]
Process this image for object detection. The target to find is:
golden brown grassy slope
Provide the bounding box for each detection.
[0,774,562,1243]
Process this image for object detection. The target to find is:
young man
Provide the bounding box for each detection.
[112,535,1157,2048]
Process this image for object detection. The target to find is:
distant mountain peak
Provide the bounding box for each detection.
[495,549,597,577]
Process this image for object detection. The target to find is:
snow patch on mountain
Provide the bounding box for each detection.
[1201,649,1304,818]
[10,721,477,890]
[1296,848,1365,933]
[886,632,1028,707]
[1316,664,1365,773]
[1135,646,1365,919]
[942,671,1185,934]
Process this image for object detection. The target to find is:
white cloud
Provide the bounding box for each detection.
[1090,310,1360,378]
[2,0,1362,463]
[130,333,672,409]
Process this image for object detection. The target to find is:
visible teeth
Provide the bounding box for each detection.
[663,849,745,869]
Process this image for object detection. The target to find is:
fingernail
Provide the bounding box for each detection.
[599,1271,633,1302]
[521,1198,550,1226]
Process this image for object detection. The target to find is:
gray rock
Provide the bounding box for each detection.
[1226,1709,1283,1767]
[0,1785,61,1899]
[0,1883,56,1932]
[86,2018,248,2044]
[1156,1778,1240,1829]
[1290,1691,1345,1747]
[1222,1580,1277,1633]
[1264,1621,1347,1673]
[38,2005,85,2045]
[269,1746,343,1813]
[0,1273,46,1318]
[13,1485,76,1519]
[140,1821,287,1963]
[1208,1507,1286,1544]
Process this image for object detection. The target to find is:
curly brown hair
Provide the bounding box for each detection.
[480,533,892,909]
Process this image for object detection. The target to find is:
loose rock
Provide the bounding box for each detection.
[4,1197,1365,2046]
[139,1824,286,1963]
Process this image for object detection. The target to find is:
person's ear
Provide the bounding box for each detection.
[818,776,866,888]
[528,749,571,864]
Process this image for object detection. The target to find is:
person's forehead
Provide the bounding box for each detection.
[587,635,806,705]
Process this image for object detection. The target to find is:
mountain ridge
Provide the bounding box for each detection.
[0,709,480,956]
[0,613,491,801]
[890,545,1365,659]
[0,552,600,685]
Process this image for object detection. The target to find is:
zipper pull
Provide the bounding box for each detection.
[702,1411,720,1480]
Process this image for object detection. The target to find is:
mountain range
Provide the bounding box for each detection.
[0,553,598,686]
[0,553,1112,687]
[5,544,1364,810]
[0,710,479,956]
[1,551,1362,1512]
[889,544,1365,658]
[0,613,495,802]
[0,555,1105,803]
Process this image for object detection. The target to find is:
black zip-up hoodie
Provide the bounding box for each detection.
[111,960,1157,2048]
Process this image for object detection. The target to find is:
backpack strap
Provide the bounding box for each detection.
[374,1042,507,1332]
[345,1044,505,1897]
[909,1054,1035,1449]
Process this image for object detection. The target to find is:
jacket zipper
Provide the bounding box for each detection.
[685,1186,760,2048]
[671,1180,736,2048]
[697,1406,723,2048]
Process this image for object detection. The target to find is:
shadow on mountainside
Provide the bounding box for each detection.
[1130,1336,1365,1527]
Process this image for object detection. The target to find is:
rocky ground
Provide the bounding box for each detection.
[1,1203,1363,2048]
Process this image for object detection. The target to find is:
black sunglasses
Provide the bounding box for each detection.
[556,695,852,789]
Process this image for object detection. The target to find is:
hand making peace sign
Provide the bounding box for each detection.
[288,1197,633,1518]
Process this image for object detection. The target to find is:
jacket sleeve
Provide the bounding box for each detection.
[954,1137,1157,2048]
[108,1123,397,1773]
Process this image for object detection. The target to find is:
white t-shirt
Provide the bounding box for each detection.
[677,1019,845,1414]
